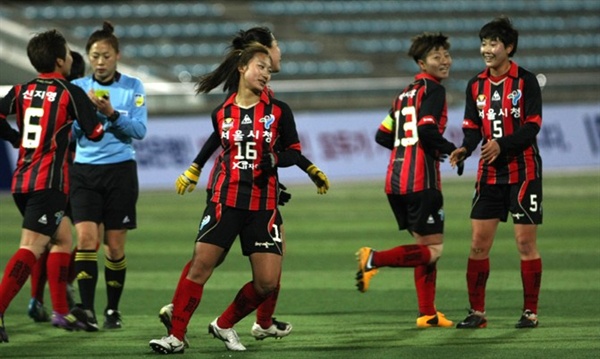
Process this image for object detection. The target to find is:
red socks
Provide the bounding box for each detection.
[521,258,542,313]
[30,250,49,302]
[170,278,203,341]
[372,244,431,267]
[466,258,490,313]
[0,248,37,313]
[414,263,437,315]
[256,282,280,328]
[217,281,267,328]
[47,252,71,314]
[171,261,192,304]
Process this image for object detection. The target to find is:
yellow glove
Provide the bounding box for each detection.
[306,164,330,194]
[175,164,200,195]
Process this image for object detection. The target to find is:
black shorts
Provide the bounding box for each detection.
[70,160,139,230]
[13,189,67,236]
[471,179,543,224]
[196,202,283,256]
[387,189,444,236]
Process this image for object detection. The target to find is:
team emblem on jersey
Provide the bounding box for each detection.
[476,94,487,109]
[134,93,145,107]
[259,114,275,130]
[241,114,252,124]
[222,118,234,132]
[492,91,501,101]
[507,89,522,106]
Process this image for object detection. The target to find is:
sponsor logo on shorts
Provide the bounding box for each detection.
[199,215,210,231]
[512,213,525,219]
[255,241,275,248]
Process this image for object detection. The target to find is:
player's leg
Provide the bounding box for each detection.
[150,202,238,354]
[209,209,282,351]
[47,216,84,330]
[253,212,292,340]
[27,248,49,322]
[511,179,543,328]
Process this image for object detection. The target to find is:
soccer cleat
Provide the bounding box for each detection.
[456,309,487,329]
[416,311,454,328]
[251,317,293,340]
[103,309,122,329]
[51,312,86,331]
[208,318,246,351]
[149,334,185,354]
[158,303,190,348]
[515,309,538,328]
[355,247,378,293]
[27,298,50,323]
[70,305,99,332]
[0,314,8,343]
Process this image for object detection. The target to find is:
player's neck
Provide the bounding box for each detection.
[234,89,260,108]
[489,60,511,77]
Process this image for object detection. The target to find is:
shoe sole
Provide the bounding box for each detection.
[456,322,487,329]
[149,342,184,355]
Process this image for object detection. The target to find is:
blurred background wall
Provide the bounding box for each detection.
[1,0,598,189]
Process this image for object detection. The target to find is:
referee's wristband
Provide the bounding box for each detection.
[108,111,120,122]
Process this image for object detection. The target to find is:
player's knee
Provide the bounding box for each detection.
[253,280,278,297]
[428,243,444,263]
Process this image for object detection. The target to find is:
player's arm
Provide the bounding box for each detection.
[495,122,540,155]
[417,87,457,157]
[69,86,104,142]
[0,89,21,148]
[375,111,395,150]
[263,101,301,168]
[297,155,330,194]
[175,132,221,195]
[192,131,221,169]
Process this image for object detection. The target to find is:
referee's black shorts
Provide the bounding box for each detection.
[70,160,138,230]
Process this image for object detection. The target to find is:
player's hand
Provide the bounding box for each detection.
[278,183,291,206]
[259,151,278,170]
[450,147,467,167]
[175,164,200,195]
[307,164,330,194]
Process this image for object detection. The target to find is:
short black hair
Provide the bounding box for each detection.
[408,32,450,63]
[479,16,519,57]
[27,29,67,73]
[67,51,85,81]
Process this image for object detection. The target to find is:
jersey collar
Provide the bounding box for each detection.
[39,72,67,80]
[479,61,519,80]
[92,71,122,86]
[223,89,272,107]
[415,72,441,84]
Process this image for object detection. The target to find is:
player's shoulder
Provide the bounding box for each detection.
[269,96,292,112]
[516,66,538,83]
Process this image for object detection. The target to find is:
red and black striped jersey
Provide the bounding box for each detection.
[209,90,301,210]
[462,61,542,184]
[378,73,456,195]
[0,73,104,194]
